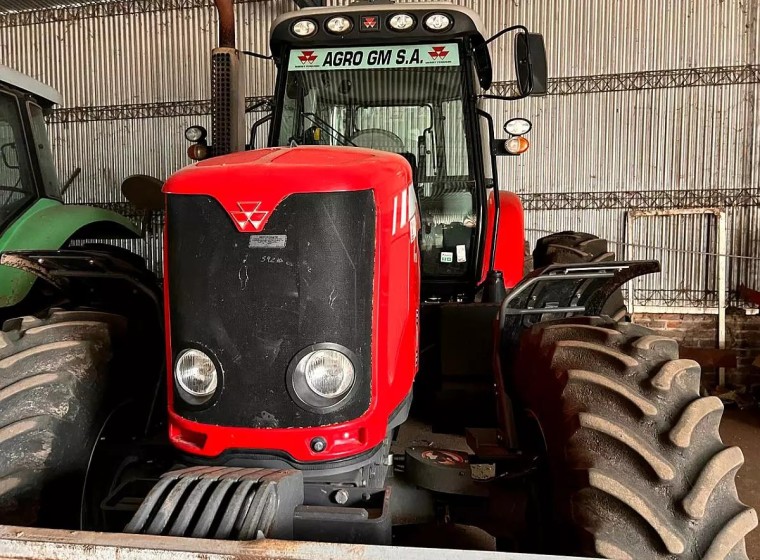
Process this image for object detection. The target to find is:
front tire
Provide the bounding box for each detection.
[0,309,124,527]
[514,317,757,559]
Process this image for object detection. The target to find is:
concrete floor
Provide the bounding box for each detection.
[394,409,760,555]
[721,407,760,557]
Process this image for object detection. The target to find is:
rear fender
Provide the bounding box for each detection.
[481,190,524,288]
[0,199,140,307]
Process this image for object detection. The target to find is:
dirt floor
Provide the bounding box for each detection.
[721,407,760,557]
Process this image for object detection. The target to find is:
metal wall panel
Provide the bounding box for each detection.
[329,0,754,76]
[494,83,749,195]
[0,0,101,13]
[49,107,270,202]
[0,1,286,107]
[3,1,754,106]
[1,0,758,306]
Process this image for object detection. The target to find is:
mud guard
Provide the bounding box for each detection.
[0,199,140,307]
[481,190,524,289]
[0,249,161,326]
[499,260,660,341]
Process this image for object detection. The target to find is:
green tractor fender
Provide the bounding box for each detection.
[0,198,141,308]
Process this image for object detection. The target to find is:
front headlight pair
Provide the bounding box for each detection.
[174,345,355,409]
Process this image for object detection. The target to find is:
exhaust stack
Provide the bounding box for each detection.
[211,0,245,155]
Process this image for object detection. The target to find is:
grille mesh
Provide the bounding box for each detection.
[211,51,232,155]
[168,192,375,430]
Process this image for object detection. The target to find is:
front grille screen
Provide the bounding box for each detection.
[168,192,375,429]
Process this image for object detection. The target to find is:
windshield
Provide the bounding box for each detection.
[0,93,35,227]
[276,43,477,279]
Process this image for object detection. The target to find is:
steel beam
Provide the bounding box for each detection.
[46,96,271,124]
[0,525,582,560]
[520,188,760,211]
[492,65,760,97]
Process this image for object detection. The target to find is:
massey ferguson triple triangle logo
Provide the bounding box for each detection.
[429,46,450,60]
[230,202,268,232]
[298,50,318,65]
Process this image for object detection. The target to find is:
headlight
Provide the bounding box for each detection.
[175,349,218,399]
[504,118,533,136]
[184,126,206,143]
[303,350,354,398]
[288,345,357,412]
[292,19,317,37]
[423,13,452,32]
[389,13,415,31]
[326,16,353,34]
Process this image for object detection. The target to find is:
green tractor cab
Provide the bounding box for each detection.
[0,65,142,312]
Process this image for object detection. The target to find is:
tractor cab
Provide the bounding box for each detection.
[267,4,547,300]
[0,66,62,232]
[186,2,547,300]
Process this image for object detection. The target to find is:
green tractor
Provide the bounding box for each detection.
[0,65,161,527]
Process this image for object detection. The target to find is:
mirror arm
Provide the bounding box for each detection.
[60,167,81,196]
[482,24,529,48]
[241,50,273,61]
[246,97,272,114]
[478,91,530,102]
[475,25,536,99]
[248,113,273,150]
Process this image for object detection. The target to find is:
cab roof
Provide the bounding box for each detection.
[0,64,62,106]
[271,2,488,55]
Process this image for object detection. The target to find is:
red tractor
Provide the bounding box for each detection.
[2,1,754,559]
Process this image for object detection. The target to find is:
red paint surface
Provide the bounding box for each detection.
[481,190,525,288]
[163,147,420,462]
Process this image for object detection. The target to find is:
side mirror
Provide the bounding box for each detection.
[514,33,548,97]
[0,143,19,169]
[121,175,164,212]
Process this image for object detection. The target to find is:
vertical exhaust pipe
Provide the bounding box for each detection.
[212,0,245,155]
[214,0,235,48]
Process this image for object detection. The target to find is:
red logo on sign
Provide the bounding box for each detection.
[298,50,318,65]
[361,16,378,29]
[421,449,467,466]
[230,202,269,231]
[429,46,450,60]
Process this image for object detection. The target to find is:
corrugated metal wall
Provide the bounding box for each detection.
[1,0,759,306]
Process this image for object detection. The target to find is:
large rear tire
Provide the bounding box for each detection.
[0,309,125,527]
[514,317,757,559]
[533,231,627,320]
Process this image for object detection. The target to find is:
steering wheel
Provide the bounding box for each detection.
[350,129,405,153]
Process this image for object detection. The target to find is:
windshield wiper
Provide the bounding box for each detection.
[302,112,357,147]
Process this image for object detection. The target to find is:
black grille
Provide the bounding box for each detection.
[211,51,232,155]
[168,192,375,428]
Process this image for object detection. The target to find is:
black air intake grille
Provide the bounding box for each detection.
[168,192,375,429]
[211,51,232,155]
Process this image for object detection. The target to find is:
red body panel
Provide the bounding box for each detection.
[163,147,420,463]
[480,190,525,288]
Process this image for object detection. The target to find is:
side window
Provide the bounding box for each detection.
[442,100,471,178]
[0,93,35,225]
[28,103,60,197]
[0,98,25,191]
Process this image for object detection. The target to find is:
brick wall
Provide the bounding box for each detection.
[632,311,760,388]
